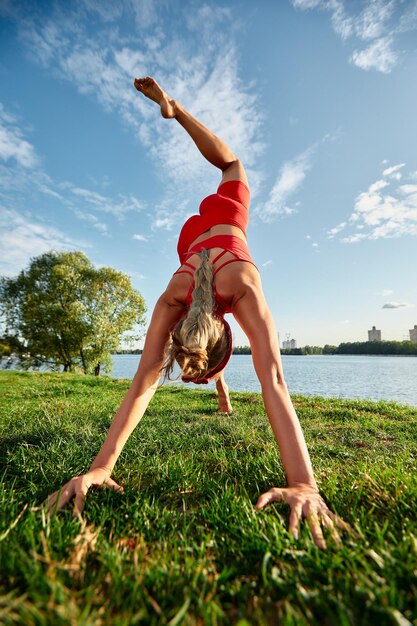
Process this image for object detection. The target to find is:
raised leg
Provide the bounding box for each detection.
[134,77,246,181]
[215,370,233,414]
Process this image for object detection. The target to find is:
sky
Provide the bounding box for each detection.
[0,0,416,348]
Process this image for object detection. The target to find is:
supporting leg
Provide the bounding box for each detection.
[215,370,233,414]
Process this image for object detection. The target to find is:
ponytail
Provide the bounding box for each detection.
[162,249,229,382]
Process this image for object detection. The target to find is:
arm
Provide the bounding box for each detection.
[232,275,317,488]
[48,290,184,516]
[89,294,183,474]
[232,273,351,547]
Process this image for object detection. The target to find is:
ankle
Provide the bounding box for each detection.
[172,99,184,118]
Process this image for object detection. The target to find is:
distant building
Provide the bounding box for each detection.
[368,326,382,342]
[282,338,297,350]
[410,325,417,342]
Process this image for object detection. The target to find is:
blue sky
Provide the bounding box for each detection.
[1,0,416,347]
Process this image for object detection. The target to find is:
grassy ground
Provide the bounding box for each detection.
[0,371,416,626]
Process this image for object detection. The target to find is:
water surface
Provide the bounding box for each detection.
[110,354,417,407]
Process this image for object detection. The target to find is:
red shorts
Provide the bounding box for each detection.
[177,180,250,264]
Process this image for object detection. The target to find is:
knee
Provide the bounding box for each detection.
[259,365,288,392]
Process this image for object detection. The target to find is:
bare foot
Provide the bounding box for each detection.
[216,379,233,414]
[133,76,176,118]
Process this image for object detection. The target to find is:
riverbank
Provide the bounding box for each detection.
[1,371,416,625]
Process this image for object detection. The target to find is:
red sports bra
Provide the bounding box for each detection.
[174,234,257,315]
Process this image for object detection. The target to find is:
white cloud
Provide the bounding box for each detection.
[19,19,63,68]
[0,206,89,276]
[382,302,413,309]
[312,242,319,247]
[257,147,313,222]
[81,0,123,22]
[383,163,405,177]
[133,233,148,241]
[331,163,417,243]
[399,184,417,195]
[341,233,368,243]
[350,37,398,73]
[0,104,38,168]
[291,0,412,73]
[114,48,146,76]
[368,179,389,193]
[292,0,323,9]
[12,2,263,234]
[397,2,417,34]
[355,0,395,40]
[130,0,159,28]
[67,185,143,218]
[153,216,174,230]
[73,210,110,236]
[146,48,263,193]
[327,221,346,238]
[262,259,273,267]
[0,143,143,242]
[0,144,144,224]
[331,2,354,41]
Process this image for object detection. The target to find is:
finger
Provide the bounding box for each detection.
[321,514,342,545]
[289,503,302,540]
[103,477,124,493]
[72,480,89,518]
[73,492,86,518]
[48,485,73,516]
[47,491,59,512]
[307,513,327,549]
[254,488,282,510]
[325,510,360,538]
[55,487,74,512]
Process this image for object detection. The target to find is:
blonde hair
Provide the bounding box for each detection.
[163,249,229,381]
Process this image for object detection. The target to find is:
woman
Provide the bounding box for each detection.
[48,77,351,549]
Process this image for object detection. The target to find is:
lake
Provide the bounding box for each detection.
[110,354,417,407]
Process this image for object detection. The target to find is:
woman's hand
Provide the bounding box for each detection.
[255,483,354,549]
[47,468,124,518]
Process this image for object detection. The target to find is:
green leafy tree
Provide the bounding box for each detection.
[336,341,417,356]
[323,344,337,355]
[0,251,146,375]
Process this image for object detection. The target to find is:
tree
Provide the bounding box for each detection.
[323,344,337,355]
[0,251,146,375]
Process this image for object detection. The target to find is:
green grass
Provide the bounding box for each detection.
[0,371,416,626]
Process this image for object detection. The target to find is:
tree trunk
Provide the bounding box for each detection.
[80,349,87,374]
[94,363,101,376]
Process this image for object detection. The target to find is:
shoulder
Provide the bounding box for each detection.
[162,273,191,308]
[215,263,263,310]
